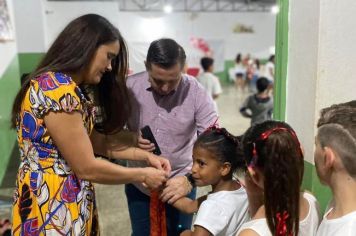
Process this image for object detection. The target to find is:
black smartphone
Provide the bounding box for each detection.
[140,125,162,155]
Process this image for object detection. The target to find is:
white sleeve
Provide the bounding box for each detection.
[194,200,228,235]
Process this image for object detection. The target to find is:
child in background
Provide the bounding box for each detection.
[315,101,356,236]
[234,53,246,92]
[237,121,320,236]
[240,77,273,126]
[172,127,249,236]
[198,57,222,113]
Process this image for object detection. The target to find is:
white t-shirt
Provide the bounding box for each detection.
[198,72,222,113]
[316,209,356,236]
[198,72,222,98]
[236,192,320,236]
[194,187,249,236]
[263,62,274,82]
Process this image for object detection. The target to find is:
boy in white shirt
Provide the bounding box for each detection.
[315,101,356,236]
[198,57,222,113]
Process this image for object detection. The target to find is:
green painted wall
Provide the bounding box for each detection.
[0,53,43,184]
[273,0,289,121]
[302,161,332,213]
[18,53,44,75]
[0,56,21,183]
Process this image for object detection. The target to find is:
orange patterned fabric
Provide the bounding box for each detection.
[150,191,167,236]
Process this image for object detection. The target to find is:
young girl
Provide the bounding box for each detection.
[237,121,320,236]
[172,127,249,236]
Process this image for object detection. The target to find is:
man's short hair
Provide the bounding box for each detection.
[317,101,356,177]
[200,57,214,71]
[146,38,186,70]
[256,77,270,93]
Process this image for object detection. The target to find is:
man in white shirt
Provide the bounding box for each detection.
[198,57,222,113]
[315,101,356,236]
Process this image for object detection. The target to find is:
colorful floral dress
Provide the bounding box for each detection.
[12,72,99,235]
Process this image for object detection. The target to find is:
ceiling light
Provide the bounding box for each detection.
[271,5,279,14]
[163,5,173,13]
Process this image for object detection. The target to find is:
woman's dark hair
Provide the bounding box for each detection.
[11,14,130,134]
[242,121,304,236]
[195,127,245,175]
[146,38,186,70]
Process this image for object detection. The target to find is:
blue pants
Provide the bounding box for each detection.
[125,184,196,236]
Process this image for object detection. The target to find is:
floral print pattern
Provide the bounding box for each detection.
[12,72,99,235]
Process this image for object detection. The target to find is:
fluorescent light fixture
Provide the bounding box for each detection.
[271,5,279,14]
[163,5,173,13]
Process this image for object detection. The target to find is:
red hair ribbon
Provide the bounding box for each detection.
[249,126,302,168]
[275,211,292,236]
[203,116,220,133]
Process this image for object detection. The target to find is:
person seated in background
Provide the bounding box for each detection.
[240,77,273,126]
[233,53,247,93]
[198,57,222,113]
[315,101,356,236]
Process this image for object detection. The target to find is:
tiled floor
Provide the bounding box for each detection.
[0,85,251,235]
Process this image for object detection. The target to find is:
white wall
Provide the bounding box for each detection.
[43,1,276,72]
[13,0,46,53]
[286,0,356,163]
[0,0,17,77]
[316,0,356,109]
[286,0,320,163]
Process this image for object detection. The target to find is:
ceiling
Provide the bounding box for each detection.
[47,0,277,12]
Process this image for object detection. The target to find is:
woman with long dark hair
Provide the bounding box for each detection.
[237,121,320,236]
[11,14,170,235]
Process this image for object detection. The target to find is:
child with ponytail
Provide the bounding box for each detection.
[237,121,320,236]
[172,127,249,236]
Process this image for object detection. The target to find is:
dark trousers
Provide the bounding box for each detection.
[125,184,196,236]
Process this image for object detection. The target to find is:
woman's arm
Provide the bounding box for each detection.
[90,129,171,174]
[44,111,167,187]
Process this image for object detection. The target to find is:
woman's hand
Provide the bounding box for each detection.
[146,153,171,175]
[142,167,168,190]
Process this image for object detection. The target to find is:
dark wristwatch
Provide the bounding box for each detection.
[185,173,196,188]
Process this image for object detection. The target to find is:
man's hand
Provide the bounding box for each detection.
[138,132,155,152]
[142,167,168,190]
[147,154,171,176]
[160,176,192,204]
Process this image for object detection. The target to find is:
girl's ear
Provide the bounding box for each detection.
[221,162,232,177]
